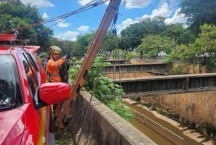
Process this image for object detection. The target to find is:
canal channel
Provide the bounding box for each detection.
[124,99,203,145]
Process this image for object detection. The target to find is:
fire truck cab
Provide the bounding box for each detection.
[0,34,71,145]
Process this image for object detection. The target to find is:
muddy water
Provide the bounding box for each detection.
[130,118,175,145]
[125,102,201,145]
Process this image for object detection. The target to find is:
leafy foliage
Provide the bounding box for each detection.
[165,24,216,71]
[136,35,173,57]
[120,17,166,50]
[194,24,216,54]
[108,98,133,121]
[124,51,139,60]
[164,44,195,64]
[68,55,133,120]
[169,63,188,75]
[162,23,195,45]
[100,31,119,54]
[119,17,194,52]
[180,0,216,34]
[192,24,216,70]
[75,32,95,55]
[0,1,53,49]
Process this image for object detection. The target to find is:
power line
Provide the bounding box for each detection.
[6,0,109,34]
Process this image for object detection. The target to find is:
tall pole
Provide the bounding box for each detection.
[56,0,122,126]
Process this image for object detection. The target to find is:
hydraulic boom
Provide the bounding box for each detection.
[56,0,121,126]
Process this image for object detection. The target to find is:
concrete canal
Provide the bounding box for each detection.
[125,99,213,145]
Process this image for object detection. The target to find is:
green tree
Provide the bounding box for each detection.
[164,44,195,64]
[0,1,53,48]
[136,35,173,57]
[162,23,195,45]
[194,24,216,54]
[75,32,95,56]
[192,24,216,69]
[180,0,216,34]
[47,37,78,57]
[118,36,130,51]
[119,17,195,53]
[120,17,166,50]
[100,31,119,54]
[165,24,216,71]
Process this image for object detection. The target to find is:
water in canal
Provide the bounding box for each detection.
[125,101,203,145]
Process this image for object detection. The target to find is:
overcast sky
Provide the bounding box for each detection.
[20,0,187,41]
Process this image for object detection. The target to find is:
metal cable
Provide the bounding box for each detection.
[5,0,109,34]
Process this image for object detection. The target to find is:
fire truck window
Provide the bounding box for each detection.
[0,55,22,111]
[26,54,39,84]
[22,54,38,96]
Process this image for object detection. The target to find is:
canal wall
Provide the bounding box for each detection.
[104,63,170,73]
[142,90,216,127]
[69,91,156,145]
[104,72,157,79]
[104,63,170,79]
[112,73,216,127]
[104,62,209,79]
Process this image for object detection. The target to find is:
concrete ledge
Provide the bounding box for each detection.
[69,91,156,145]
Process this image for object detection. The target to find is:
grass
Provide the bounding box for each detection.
[55,126,75,145]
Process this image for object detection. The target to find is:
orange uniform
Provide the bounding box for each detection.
[46,46,69,138]
[46,57,66,130]
[46,58,65,82]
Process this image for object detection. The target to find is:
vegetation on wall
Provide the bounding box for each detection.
[165,24,216,71]
[68,55,133,120]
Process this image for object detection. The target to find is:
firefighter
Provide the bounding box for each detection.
[46,46,69,82]
[46,46,69,139]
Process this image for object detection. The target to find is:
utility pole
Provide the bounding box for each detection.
[56,0,122,127]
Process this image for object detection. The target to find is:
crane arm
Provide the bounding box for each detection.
[56,0,121,126]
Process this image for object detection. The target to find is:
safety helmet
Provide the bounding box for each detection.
[50,46,62,54]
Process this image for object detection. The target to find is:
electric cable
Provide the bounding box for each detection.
[5,0,109,34]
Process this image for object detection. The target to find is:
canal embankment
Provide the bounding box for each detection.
[124,98,216,145]
[69,91,156,145]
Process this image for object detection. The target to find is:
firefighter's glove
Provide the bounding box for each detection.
[64,54,70,60]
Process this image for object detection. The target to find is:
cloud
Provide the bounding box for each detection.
[78,0,92,6]
[141,3,187,26]
[56,19,71,28]
[117,2,187,34]
[78,25,89,31]
[159,0,179,10]
[20,0,54,8]
[125,0,151,9]
[42,13,49,19]
[116,18,140,34]
[55,31,80,41]
[149,3,171,18]
[164,8,187,25]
